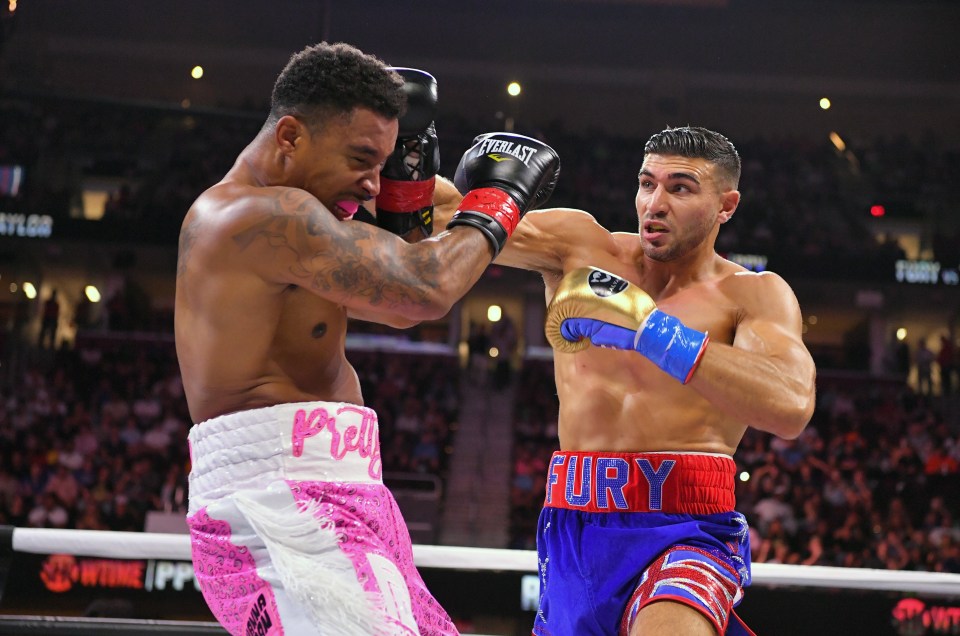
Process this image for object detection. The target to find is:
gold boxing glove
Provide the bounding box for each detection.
[545,267,657,353]
[544,266,709,383]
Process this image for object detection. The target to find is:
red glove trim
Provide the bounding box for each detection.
[378,177,435,213]
[458,188,521,237]
[682,334,710,384]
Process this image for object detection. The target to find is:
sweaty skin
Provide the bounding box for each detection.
[437,153,816,456]
[175,108,490,424]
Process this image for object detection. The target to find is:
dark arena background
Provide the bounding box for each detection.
[1,1,959,635]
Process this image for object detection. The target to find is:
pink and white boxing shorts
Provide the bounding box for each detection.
[186,401,458,636]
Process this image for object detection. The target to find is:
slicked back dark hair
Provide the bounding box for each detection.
[644,126,741,190]
[268,42,406,131]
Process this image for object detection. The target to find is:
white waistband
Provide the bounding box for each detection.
[188,402,382,512]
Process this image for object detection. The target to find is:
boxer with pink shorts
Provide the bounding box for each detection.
[173,41,560,636]
[187,401,457,636]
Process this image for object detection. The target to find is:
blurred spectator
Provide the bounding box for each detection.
[753,486,798,536]
[490,315,518,390]
[2,494,29,527]
[411,430,441,475]
[155,465,186,513]
[395,396,423,436]
[883,332,911,379]
[74,498,109,531]
[109,495,141,532]
[28,492,69,528]
[73,290,95,331]
[939,330,958,395]
[45,464,80,508]
[466,321,490,386]
[37,289,60,350]
[914,338,935,396]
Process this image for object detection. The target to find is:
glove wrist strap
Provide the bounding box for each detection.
[635,309,710,384]
[447,187,521,257]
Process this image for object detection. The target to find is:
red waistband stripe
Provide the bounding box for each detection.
[543,451,736,515]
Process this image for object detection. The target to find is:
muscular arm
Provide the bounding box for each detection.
[688,272,816,439]
[482,203,617,276]
[494,207,587,275]
[227,186,494,323]
[434,177,617,276]
[431,177,615,276]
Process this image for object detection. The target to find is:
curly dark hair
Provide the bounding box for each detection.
[644,126,741,190]
[268,42,406,130]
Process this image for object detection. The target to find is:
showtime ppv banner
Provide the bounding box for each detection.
[0,551,958,635]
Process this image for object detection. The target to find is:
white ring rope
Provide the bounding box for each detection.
[9,526,960,597]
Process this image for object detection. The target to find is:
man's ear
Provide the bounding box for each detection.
[719,189,741,224]
[274,115,304,154]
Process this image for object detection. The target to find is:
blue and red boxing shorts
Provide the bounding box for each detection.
[534,451,754,636]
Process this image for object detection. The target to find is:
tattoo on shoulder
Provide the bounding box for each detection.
[176,213,201,278]
[231,189,330,276]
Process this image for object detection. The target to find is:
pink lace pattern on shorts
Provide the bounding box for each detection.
[189,509,283,636]
[290,480,457,636]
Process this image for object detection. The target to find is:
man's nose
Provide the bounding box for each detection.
[361,170,380,199]
[645,185,670,214]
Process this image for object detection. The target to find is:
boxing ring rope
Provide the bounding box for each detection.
[6,526,960,596]
[3,525,960,634]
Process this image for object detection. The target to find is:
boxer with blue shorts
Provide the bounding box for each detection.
[534,451,753,636]
[475,126,816,634]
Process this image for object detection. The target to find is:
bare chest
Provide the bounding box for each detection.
[273,287,348,358]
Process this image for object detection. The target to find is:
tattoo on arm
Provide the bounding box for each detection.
[313,222,443,308]
[231,189,448,310]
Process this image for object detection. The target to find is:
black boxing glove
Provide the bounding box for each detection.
[449,132,560,256]
[377,68,440,238]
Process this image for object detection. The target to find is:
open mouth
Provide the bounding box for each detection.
[643,222,669,239]
[333,200,360,221]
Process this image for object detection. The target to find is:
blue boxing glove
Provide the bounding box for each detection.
[545,267,709,384]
